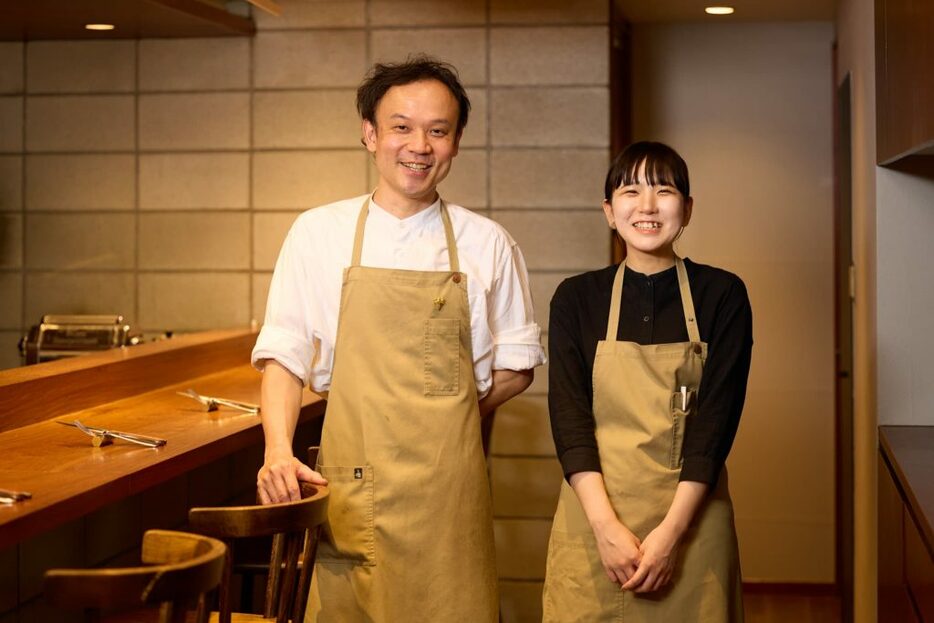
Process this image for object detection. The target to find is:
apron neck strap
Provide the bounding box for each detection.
[605,256,701,343]
[351,196,460,272]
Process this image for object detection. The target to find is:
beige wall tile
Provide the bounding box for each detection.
[460,87,486,147]
[0,97,23,152]
[491,87,609,147]
[255,0,365,29]
[528,272,572,331]
[371,28,487,86]
[499,581,545,623]
[0,156,21,211]
[494,518,551,579]
[26,95,134,152]
[26,154,134,210]
[438,148,487,208]
[494,210,608,271]
[24,272,135,321]
[0,213,22,269]
[18,519,85,601]
[139,38,249,91]
[491,457,563,518]
[491,149,606,208]
[139,93,249,150]
[491,0,608,24]
[254,31,366,88]
[254,212,301,270]
[139,213,249,270]
[0,272,22,328]
[252,272,273,323]
[369,0,485,26]
[85,497,141,566]
[0,43,23,94]
[138,272,250,331]
[253,151,367,209]
[254,90,360,148]
[26,41,134,93]
[25,213,135,269]
[0,331,21,369]
[491,27,608,85]
[491,395,555,457]
[140,153,249,209]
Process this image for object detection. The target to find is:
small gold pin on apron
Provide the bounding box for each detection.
[433,296,446,310]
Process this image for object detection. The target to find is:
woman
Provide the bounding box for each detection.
[542,141,752,622]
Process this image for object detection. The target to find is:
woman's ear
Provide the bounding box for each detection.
[602,200,616,230]
[682,196,694,228]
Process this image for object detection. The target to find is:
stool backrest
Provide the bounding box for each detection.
[43,529,227,623]
[188,481,329,623]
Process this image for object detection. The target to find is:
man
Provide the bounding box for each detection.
[251,57,545,622]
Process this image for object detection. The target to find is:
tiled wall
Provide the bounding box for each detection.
[0,1,610,620]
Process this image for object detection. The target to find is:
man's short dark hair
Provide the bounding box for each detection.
[356,55,471,135]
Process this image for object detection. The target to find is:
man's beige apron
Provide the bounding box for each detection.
[307,198,498,622]
[542,258,743,622]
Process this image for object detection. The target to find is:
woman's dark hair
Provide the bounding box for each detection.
[604,141,690,201]
[356,55,471,134]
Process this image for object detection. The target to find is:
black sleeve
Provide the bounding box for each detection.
[548,280,602,479]
[679,275,753,485]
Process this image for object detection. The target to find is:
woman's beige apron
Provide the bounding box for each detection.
[542,258,743,623]
[307,198,498,622]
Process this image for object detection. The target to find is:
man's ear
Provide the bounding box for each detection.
[362,119,378,153]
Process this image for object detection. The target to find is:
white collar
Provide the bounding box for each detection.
[368,193,442,231]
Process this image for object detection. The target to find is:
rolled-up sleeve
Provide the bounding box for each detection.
[488,240,546,372]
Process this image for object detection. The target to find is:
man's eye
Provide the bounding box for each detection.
[430,129,448,137]
[394,125,408,131]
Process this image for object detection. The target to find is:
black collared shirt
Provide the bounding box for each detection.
[548,258,753,486]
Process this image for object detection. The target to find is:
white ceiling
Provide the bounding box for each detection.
[617,0,836,23]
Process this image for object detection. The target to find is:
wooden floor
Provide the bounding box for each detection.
[745,591,842,623]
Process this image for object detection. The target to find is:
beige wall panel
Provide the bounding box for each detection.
[0,331,21,370]
[0,156,22,211]
[139,213,249,270]
[370,28,487,86]
[254,31,366,89]
[491,395,555,457]
[491,457,562,518]
[499,580,545,623]
[491,87,609,147]
[437,148,487,208]
[491,27,608,85]
[140,93,249,151]
[26,41,134,93]
[490,0,608,24]
[0,43,23,94]
[24,272,135,321]
[491,149,606,208]
[494,518,551,579]
[255,0,365,29]
[369,0,485,26]
[459,87,487,148]
[0,97,22,152]
[528,272,574,332]
[139,38,249,91]
[18,519,85,601]
[26,95,134,152]
[85,497,141,566]
[252,272,273,323]
[0,213,21,268]
[139,153,249,209]
[25,213,135,270]
[138,272,249,331]
[493,210,607,271]
[254,90,359,148]
[0,272,21,328]
[26,154,134,210]
[254,212,301,270]
[253,151,367,209]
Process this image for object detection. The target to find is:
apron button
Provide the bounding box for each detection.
[452,273,461,283]
[693,343,702,354]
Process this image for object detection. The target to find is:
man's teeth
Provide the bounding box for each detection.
[634,222,661,230]
[402,162,429,171]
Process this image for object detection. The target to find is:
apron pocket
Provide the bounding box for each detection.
[669,389,695,469]
[316,464,375,566]
[424,318,460,396]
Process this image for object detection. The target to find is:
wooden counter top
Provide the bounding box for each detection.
[0,329,325,550]
[879,425,934,558]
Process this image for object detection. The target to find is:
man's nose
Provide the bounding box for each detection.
[409,131,431,153]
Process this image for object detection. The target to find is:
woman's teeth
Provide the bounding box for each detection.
[633,222,661,230]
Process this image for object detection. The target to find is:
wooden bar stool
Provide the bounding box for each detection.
[43,529,227,623]
[188,480,329,623]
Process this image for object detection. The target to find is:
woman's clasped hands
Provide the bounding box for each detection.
[595,518,682,594]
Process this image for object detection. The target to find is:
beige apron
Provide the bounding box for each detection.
[542,258,743,623]
[307,198,498,622]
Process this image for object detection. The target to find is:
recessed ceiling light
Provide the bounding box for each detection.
[85,23,115,31]
[705,6,735,15]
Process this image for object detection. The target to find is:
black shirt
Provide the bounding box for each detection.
[548,258,753,486]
